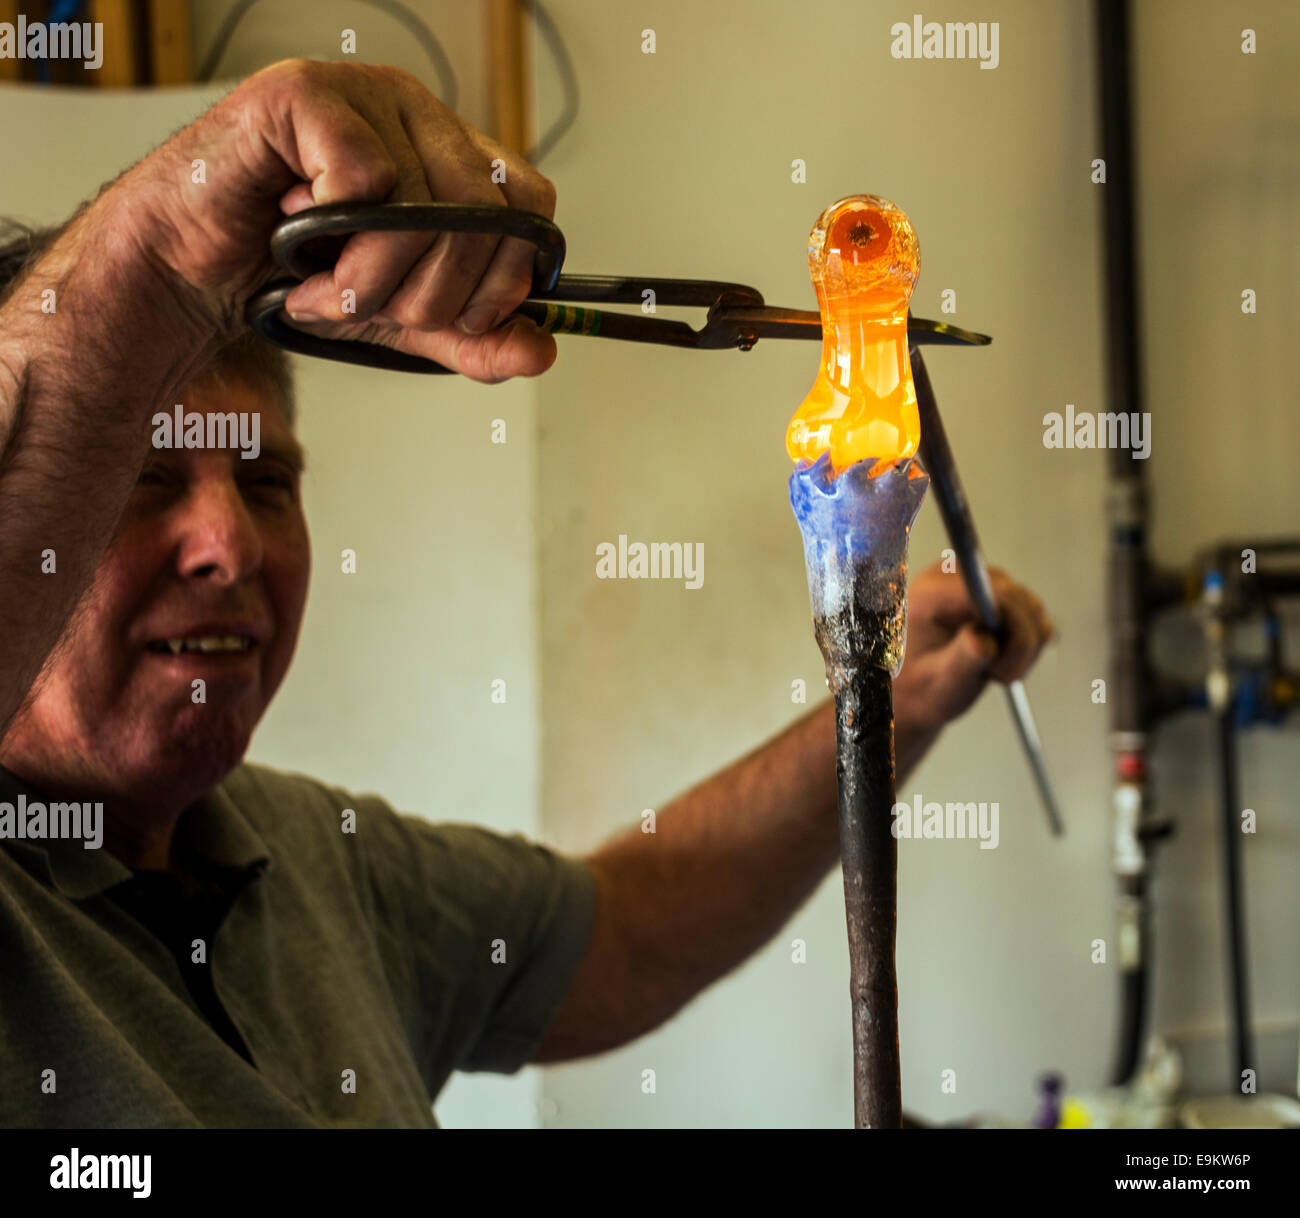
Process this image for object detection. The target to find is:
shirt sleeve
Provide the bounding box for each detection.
[351,799,599,1078]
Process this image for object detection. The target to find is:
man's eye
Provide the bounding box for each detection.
[245,472,296,497]
[137,467,170,486]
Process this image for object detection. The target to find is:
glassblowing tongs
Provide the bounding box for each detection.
[246,201,1062,834]
[245,202,992,370]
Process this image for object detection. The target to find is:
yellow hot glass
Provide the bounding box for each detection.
[785,196,921,477]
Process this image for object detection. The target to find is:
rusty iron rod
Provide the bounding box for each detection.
[828,654,900,1127]
[794,459,924,1129]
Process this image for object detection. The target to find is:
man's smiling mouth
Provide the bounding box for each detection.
[145,635,256,656]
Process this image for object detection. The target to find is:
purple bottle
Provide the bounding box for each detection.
[1033,1074,1063,1129]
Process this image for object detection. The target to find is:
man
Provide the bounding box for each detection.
[0,60,1052,1127]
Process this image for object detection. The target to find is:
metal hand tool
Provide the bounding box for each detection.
[245,202,991,369]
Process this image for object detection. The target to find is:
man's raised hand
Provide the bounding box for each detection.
[130,59,557,383]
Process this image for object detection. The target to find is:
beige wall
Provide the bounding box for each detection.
[534,0,1299,1125]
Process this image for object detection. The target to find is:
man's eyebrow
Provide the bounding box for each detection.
[252,441,307,472]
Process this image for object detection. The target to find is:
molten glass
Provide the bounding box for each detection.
[785,196,921,477]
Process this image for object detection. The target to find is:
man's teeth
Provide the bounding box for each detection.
[159,636,252,655]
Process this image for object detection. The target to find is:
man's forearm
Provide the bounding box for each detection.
[583,691,941,1045]
[0,191,217,734]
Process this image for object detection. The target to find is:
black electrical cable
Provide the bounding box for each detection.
[196,0,459,110]
[520,0,580,164]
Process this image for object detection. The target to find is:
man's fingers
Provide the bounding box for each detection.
[916,563,1055,640]
[902,623,998,729]
[449,132,557,333]
[461,316,558,381]
[374,228,505,330]
[292,314,557,383]
[446,235,540,334]
[287,104,449,321]
[278,68,506,327]
[987,592,1049,682]
[401,111,554,334]
[276,70,400,206]
[990,566,1055,636]
[402,315,557,382]
[244,61,562,379]
[962,624,1000,665]
[279,182,316,214]
[918,565,995,630]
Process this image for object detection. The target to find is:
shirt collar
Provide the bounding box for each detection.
[0,764,271,900]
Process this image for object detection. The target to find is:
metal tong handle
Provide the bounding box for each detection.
[910,345,1065,836]
[245,203,567,373]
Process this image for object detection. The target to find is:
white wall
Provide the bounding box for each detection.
[533,0,1299,1126]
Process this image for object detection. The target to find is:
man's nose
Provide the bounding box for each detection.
[174,476,264,585]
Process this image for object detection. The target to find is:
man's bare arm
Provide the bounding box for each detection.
[0,203,220,735]
[535,566,1053,1061]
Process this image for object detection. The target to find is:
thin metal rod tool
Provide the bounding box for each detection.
[910,344,1065,836]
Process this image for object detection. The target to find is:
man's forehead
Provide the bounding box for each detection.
[162,378,306,469]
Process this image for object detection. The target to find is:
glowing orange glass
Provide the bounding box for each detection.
[785,196,921,477]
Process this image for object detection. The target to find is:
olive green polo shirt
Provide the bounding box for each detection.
[0,762,598,1128]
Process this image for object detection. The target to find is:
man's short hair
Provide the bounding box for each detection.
[0,217,296,426]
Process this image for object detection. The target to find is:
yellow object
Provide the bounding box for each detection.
[1057,1098,1092,1129]
[786,196,921,476]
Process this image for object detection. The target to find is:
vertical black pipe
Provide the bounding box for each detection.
[1096,0,1146,473]
[832,663,901,1128]
[1216,697,1254,1086]
[1095,0,1155,1087]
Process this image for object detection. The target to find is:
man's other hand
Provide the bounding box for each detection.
[894,561,1055,737]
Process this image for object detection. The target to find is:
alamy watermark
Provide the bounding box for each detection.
[0,16,103,69]
[595,534,704,590]
[0,794,103,850]
[50,1148,150,1198]
[892,793,999,849]
[890,14,999,69]
[152,406,261,459]
[1043,404,1151,459]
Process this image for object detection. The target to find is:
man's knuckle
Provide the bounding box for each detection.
[490,267,534,310]
[382,294,432,330]
[435,234,490,282]
[266,57,320,90]
[376,63,419,92]
[530,173,558,212]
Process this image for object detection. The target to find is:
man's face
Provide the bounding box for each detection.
[0,376,310,801]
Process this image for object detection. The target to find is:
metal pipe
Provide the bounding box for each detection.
[829,661,901,1127]
[1217,700,1254,1086]
[1095,0,1158,1088]
[1205,569,1256,1088]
